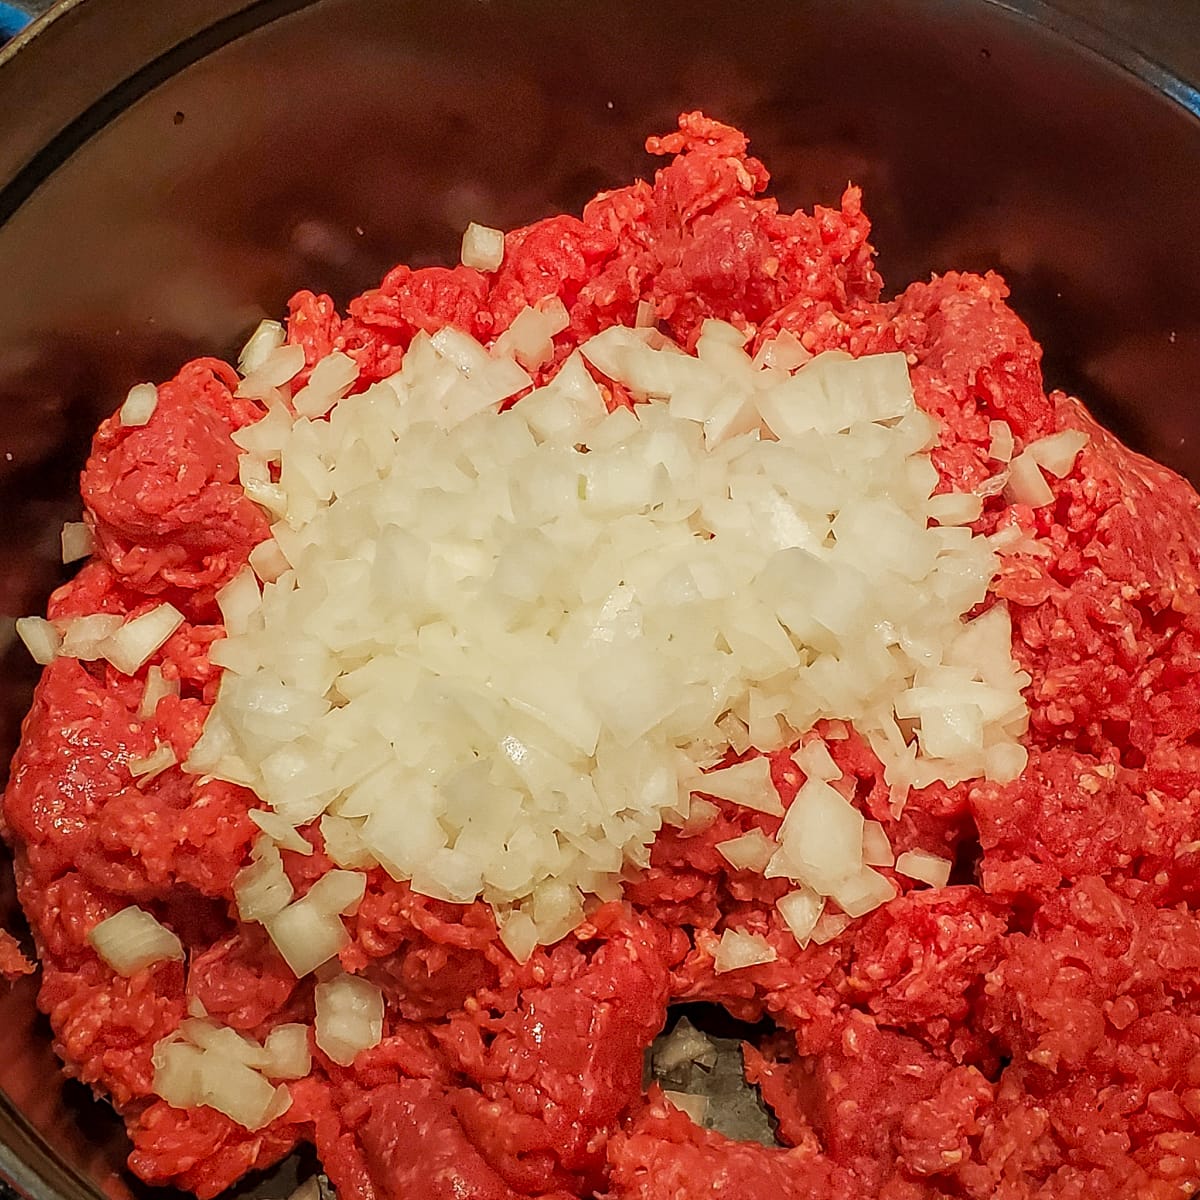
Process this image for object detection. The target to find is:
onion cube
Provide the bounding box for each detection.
[89,906,183,976]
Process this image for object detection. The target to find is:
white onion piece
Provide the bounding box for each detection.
[716,830,777,872]
[102,604,185,675]
[861,820,895,868]
[128,742,177,783]
[776,887,824,945]
[678,798,720,837]
[460,222,505,272]
[154,1017,295,1128]
[319,815,379,869]
[237,344,306,400]
[314,973,384,1066]
[809,911,852,945]
[712,928,777,974]
[693,757,782,815]
[217,567,263,638]
[234,838,295,923]
[1026,429,1088,477]
[775,779,864,895]
[119,383,158,427]
[926,492,983,526]
[249,539,291,583]
[89,907,183,975]
[16,616,60,665]
[178,1018,268,1067]
[197,1053,287,1129]
[305,870,366,915]
[261,1024,312,1080]
[239,320,286,374]
[248,809,313,855]
[499,300,570,370]
[152,1041,204,1109]
[498,910,539,964]
[1003,451,1054,508]
[293,352,360,419]
[828,865,897,918]
[60,521,95,563]
[987,420,1015,463]
[792,739,841,783]
[266,898,349,978]
[138,665,179,719]
[60,614,123,660]
[895,849,953,887]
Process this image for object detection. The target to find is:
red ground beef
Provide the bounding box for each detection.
[5,112,1200,1200]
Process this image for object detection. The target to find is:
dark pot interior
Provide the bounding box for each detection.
[0,1,1197,1198]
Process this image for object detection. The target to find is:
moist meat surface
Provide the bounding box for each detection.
[6,114,1200,1200]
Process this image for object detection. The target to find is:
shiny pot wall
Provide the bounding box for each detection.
[0,2,1198,1199]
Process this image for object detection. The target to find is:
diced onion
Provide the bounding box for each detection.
[266,899,349,977]
[1026,429,1088,478]
[89,906,183,975]
[248,809,314,855]
[190,335,1027,949]
[809,911,852,945]
[216,567,262,638]
[60,613,123,660]
[237,343,306,400]
[234,838,295,923]
[16,616,60,665]
[197,1053,286,1129]
[987,420,1015,463]
[716,830,777,872]
[1003,450,1054,508]
[292,352,360,418]
[460,222,505,272]
[152,1041,204,1108]
[776,887,824,945]
[693,757,782,815]
[926,492,983,526]
[828,865,897,918]
[119,383,158,427]
[498,910,539,963]
[102,604,185,675]
[678,798,720,837]
[895,848,953,887]
[861,820,895,867]
[261,1024,312,1080]
[248,539,291,584]
[239,320,286,374]
[314,973,384,1066]
[60,521,95,563]
[712,928,777,974]
[775,779,864,895]
[304,870,366,915]
[792,738,841,783]
[153,1018,295,1129]
[128,742,177,783]
[139,665,180,719]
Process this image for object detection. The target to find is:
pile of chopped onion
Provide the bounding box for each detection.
[151,1015,308,1130]
[183,314,1032,956]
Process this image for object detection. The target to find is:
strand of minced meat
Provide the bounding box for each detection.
[5,112,1200,1200]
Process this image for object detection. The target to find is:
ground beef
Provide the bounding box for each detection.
[6,112,1200,1200]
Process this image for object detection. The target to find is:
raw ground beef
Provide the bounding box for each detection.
[5,112,1200,1200]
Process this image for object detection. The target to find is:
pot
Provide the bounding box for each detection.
[0,3,1197,1198]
